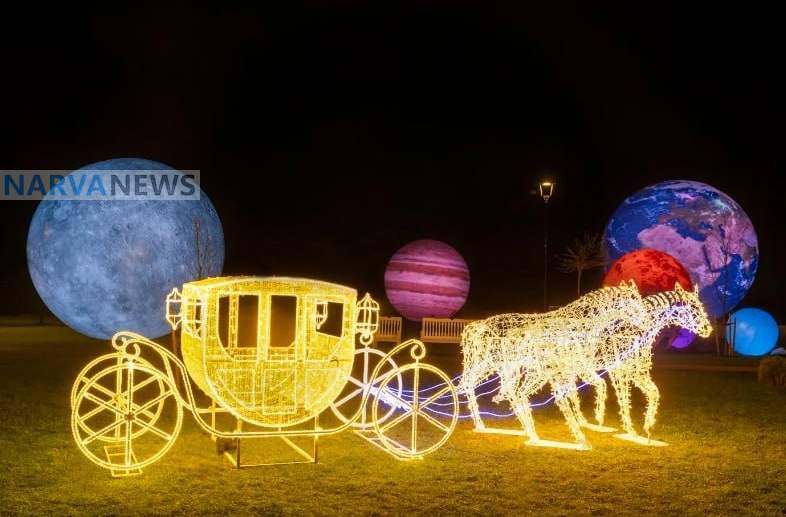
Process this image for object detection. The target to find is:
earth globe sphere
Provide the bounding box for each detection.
[726,307,779,356]
[26,157,225,340]
[604,180,758,320]
[602,248,696,348]
[384,239,470,322]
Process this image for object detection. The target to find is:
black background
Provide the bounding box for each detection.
[1,3,782,321]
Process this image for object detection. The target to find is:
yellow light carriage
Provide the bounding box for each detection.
[70,276,459,477]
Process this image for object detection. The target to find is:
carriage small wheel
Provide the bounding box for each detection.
[371,363,459,459]
[71,361,183,475]
[330,347,404,428]
[71,354,167,441]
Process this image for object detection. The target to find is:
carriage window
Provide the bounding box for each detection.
[217,294,258,350]
[316,301,344,338]
[269,295,297,348]
[313,299,328,329]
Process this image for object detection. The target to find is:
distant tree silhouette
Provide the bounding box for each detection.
[704,210,742,356]
[556,232,607,297]
[188,218,219,280]
[175,218,221,388]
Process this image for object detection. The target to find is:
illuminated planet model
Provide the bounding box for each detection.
[604,180,758,320]
[27,157,225,340]
[384,239,470,322]
[603,248,696,348]
[726,307,779,356]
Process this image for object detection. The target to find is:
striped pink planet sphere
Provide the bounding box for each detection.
[384,239,470,322]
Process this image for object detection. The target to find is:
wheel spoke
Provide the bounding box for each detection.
[414,405,450,431]
[132,417,175,441]
[136,388,174,414]
[377,405,411,433]
[84,391,126,418]
[331,347,403,427]
[87,381,117,401]
[331,386,363,408]
[129,372,159,392]
[83,418,126,445]
[419,384,451,410]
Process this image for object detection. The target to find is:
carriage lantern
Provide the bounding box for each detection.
[356,292,380,346]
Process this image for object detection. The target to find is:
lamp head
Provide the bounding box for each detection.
[540,181,555,203]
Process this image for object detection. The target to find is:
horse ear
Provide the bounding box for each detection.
[674,282,685,292]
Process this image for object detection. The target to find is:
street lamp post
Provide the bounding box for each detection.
[539,181,555,312]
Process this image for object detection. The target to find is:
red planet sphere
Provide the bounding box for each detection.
[603,248,696,348]
[384,239,470,322]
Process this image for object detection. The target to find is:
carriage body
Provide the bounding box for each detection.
[71,275,458,476]
[177,276,360,427]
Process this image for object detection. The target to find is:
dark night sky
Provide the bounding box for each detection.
[0,3,782,319]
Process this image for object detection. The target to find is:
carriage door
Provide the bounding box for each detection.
[266,295,298,361]
[217,294,259,359]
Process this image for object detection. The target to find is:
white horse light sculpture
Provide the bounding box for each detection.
[594,283,713,444]
[457,281,712,449]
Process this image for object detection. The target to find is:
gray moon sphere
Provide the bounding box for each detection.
[26,157,225,340]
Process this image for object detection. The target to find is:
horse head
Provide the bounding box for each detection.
[667,282,713,338]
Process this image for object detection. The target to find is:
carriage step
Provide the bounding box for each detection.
[103,445,142,477]
[354,430,424,461]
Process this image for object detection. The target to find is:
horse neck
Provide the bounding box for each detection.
[556,284,641,319]
[643,291,692,334]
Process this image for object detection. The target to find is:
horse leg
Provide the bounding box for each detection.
[610,371,636,436]
[463,385,486,431]
[632,370,660,438]
[588,372,608,426]
[457,372,486,430]
[572,372,607,427]
[553,384,591,449]
[512,397,539,443]
[567,385,589,427]
[507,374,540,443]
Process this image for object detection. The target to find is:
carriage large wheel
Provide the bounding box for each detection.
[330,347,403,429]
[371,363,458,459]
[71,354,167,441]
[71,361,183,475]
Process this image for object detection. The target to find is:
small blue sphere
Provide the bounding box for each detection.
[726,307,779,356]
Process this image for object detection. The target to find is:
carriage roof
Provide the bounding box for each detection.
[181,276,358,300]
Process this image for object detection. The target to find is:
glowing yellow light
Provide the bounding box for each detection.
[70,333,185,476]
[539,181,555,203]
[356,292,380,346]
[458,281,712,449]
[72,276,458,474]
[176,276,365,427]
[602,283,713,445]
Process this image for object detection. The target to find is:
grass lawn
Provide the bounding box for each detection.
[1,321,785,516]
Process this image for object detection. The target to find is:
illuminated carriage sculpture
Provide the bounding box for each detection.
[70,276,459,477]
